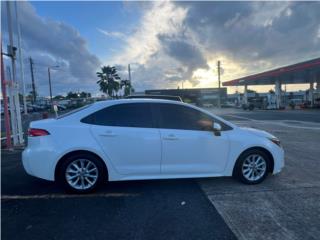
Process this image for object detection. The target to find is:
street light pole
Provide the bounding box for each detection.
[14,1,27,114]
[6,1,23,145]
[47,65,59,108]
[1,44,12,149]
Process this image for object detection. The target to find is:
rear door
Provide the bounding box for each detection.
[84,103,161,175]
[153,103,230,174]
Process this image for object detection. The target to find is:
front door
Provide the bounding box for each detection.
[154,103,230,174]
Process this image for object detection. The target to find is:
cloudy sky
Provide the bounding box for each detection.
[2,1,320,97]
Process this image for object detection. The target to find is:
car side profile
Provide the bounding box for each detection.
[22,99,284,193]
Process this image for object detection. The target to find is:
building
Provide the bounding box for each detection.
[228,90,311,109]
[145,88,227,106]
[223,58,320,109]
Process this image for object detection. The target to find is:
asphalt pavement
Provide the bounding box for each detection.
[2,107,320,240]
[217,108,320,123]
[1,150,236,240]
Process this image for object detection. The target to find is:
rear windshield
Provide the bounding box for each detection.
[57,104,92,119]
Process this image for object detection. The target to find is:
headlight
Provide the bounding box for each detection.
[268,137,281,147]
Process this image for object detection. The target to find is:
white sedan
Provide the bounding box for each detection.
[22,99,284,193]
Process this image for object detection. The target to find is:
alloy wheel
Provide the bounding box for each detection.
[65,159,99,190]
[241,154,267,181]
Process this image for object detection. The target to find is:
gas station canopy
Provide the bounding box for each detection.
[223,58,320,86]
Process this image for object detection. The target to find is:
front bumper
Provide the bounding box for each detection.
[272,146,285,175]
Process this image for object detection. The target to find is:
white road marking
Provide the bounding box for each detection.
[1,193,139,200]
[224,114,320,130]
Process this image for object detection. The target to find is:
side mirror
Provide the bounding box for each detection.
[212,122,222,136]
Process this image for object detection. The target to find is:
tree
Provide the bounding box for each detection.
[66,91,79,99]
[97,66,121,98]
[247,89,256,93]
[53,95,65,100]
[120,80,134,96]
[27,91,37,103]
[79,92,91,98]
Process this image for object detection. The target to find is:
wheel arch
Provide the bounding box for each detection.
[232,146,274,176]
[54,150,109,181]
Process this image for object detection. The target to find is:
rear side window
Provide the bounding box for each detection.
[57,104,92,119]
[81,103,154,128]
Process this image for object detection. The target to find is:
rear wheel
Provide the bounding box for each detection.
[234,149,269,184]
[58,153,106,193]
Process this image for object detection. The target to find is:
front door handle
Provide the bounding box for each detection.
[100,130,116,137]
[163,134,178,140]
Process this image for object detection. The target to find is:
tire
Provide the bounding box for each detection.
[233,149,270,184]
[57,153,106,193]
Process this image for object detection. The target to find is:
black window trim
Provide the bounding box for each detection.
[151,102,233,132]
[80,102,233,131]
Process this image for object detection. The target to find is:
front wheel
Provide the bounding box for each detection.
[58,153,106,193]
[234,149,269,184]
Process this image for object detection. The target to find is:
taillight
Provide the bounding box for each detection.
[28,128,50,137]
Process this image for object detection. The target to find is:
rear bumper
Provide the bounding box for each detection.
[22,147,55,181]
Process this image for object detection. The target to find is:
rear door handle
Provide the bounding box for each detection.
[100,130,117,137]
[163,134,178,140]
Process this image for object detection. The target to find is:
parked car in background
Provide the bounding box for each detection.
[27,104,46,112]
[56,104,67,111]
[23,99,284,193]
[202,103,213,108]
[221,102,236,108]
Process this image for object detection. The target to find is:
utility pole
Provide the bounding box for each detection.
[128,64,131,82]
[128,64,132,94]
[48,67,53,106]
[29,57,36,103]
[217,60,221,108]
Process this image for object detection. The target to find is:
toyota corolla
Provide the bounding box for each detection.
[22,99,284,193]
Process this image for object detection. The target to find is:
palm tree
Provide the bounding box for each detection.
[96,66,121,98]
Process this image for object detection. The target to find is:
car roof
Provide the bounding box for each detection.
[126,95,182,101]
[94,98,183,106]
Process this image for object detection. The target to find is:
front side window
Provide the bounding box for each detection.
[81,103,153,128]
[156,103,214,131]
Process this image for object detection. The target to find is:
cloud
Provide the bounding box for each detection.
[3,1,319,95]
[97,28,126,40]
[1,1,101,96]
[178,1,320,65]
[110,1,320,92]
[109,1,200,89]
[158,34,208,72]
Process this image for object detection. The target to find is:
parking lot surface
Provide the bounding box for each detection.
[202,108,320,240]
